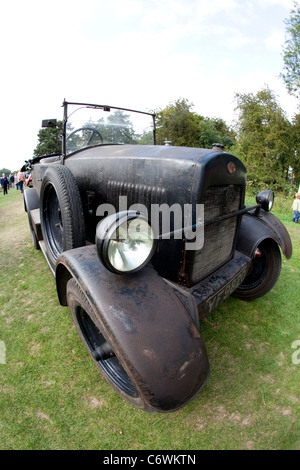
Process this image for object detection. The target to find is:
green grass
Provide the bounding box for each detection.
[245,192,294,225]
[0,189,299,450]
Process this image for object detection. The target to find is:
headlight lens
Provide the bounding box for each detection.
[108,218,154,272]
[256,190,274,212]
[96,211,156,274]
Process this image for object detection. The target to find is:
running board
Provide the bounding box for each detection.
[39,240,55,277]
[30,209,43,242]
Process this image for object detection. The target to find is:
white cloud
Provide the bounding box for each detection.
[108,0,143,19]
[264,30,286,50]
[256,0,294,9]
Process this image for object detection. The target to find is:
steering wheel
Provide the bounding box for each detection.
[67,127,103,146]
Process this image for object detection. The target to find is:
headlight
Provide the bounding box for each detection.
[96,211,156,274]
[256,190,274,212]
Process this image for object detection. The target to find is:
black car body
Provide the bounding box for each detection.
[23,101,292,413]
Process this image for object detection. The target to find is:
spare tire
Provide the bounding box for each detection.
[40,164,85,270]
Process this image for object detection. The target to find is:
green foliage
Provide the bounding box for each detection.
[136,130,154,145]
[100,110,136,144]
[155,98,235,149]
[156,98,200,147]
[0,167,12,176]
[233,88,296,193]
[33,121,63,157]
[290,113,300,179]
[198,116,235,149]
[280,1,300,98]
[150,92,299,193]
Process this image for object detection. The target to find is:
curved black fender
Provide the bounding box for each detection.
[23,187,42,247]
[23,186,40,213]
[56,245,210,412]
[236,209,292,259]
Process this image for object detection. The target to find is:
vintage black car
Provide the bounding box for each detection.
[23,100,292,413]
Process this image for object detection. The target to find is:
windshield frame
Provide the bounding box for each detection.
[62,100,156,158]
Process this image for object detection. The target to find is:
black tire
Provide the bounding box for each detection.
[40,165,85,270]
[66,278,148,410]
[232,239,281,301]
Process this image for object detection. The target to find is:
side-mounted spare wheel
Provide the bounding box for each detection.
[40,164,85,270]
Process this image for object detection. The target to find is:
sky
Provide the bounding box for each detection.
[0,0,298,172]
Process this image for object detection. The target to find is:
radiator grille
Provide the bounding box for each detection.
[107,180,166,206]
[190,185,242,285]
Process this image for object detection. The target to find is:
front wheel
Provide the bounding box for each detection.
[232,239,282,301]
[66,278,149,411]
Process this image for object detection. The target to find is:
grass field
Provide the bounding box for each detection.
[0,188,299,450]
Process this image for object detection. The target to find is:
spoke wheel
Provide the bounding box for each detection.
[75,305,137,398]
[66,278,148,409]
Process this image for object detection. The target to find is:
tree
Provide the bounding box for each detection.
[33,121,63,157]
[136,130,154,145]
[0,168,11,176]
[155,98,235,149]
[198,117,235,149]
[290,113,300,181]
[280,1,300,99]
[233,88,295,192]
[106,110,136,144]
[155,98,200,147]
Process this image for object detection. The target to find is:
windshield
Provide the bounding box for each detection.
[64,102,156,155]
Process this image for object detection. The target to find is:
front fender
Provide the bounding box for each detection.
[23,187,39,213]
[56,245,209,412]
[236,209,292,259]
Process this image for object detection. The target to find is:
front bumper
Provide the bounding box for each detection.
[165,251,251,322]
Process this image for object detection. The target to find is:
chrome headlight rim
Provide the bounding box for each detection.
[256,190,274,212]
[96,211,156,274]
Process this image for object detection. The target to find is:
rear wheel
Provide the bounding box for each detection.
[232,239,281,300]
[66,278,148,410]
[40,165,85,270]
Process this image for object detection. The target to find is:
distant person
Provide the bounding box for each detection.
[9,174,14,188]
[0,173,9,195]
[292,193,300,223]
[17,169,25,194]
